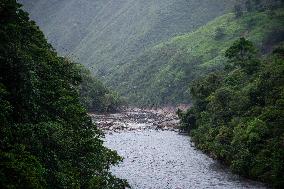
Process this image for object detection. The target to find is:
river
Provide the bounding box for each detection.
[91,109,268,189]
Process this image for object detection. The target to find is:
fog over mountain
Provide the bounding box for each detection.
[20,0,235,77]
[2,1,283,188]
[19,0,284,107]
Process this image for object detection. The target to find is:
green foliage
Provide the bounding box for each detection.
[76,65,123,113]
[0,1,127,188]
[180,40,284,188]
[20,0,237,106]
[109,7,284,106]
[244,0,284,12]
[214,27,226,40]
[20,0,236,77]
[19,1,284,107]
[177,108,197,132]
[225,37,260,73]
[0,145,46,189]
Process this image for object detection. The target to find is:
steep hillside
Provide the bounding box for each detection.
[20,0,284,107]
[19,0,235,79]
[0,1,127,188]
[112,8,284,106]
[179,39,284,188]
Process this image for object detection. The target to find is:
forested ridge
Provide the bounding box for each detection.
[113,5,284,106]
[179,38,284,188]
[0,1,127,188]
[1,0,284,188]
[78,65,123,113]
[177,2,284,188]
[20,0,284,107]
[19,0,236,106]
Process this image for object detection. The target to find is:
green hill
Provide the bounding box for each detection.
[179,38,284,188]
[111,8,284,106]
[20,0,236,85]
[20,1,284,107]
[0,1,127,188]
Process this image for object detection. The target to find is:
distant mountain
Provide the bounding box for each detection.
[110,8,284,106]
[22,1,284,107]
[19,0,235,81]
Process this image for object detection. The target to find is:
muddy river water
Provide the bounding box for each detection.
[91,109,268,189]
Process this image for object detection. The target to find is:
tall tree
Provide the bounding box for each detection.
[0,1,128,188]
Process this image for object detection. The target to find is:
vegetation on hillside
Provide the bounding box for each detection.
[0,1,127,188]
[19,0,284,107]
[77,65,123,113]
[20,0,236,95]
[111,5,284,106]
[178,38,284,188]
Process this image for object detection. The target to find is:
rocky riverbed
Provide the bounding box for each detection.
[90,108,180,133]
[90,109,268,189]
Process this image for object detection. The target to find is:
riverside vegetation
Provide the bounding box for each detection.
[0,1,127,188]
[78,65,123,113]
[114,2,284,106]
[178,38,284,188]
[20,1,284,107]
[1,0,284,188]
[178,1,284,188]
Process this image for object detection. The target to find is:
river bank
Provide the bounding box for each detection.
[90,108,180,133]
[90,109,268,189]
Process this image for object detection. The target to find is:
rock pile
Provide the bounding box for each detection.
[90,109,180,133]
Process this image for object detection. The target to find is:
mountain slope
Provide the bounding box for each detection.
[20,0,235,79]
[179,39,284,188]
[112,8,284,106]
[0,1,127,188]
[20,0,284,107]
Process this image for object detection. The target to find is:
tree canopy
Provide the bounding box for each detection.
[179,39,284,188]
[0,1,127,188]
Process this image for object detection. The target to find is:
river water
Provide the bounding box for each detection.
[91,109,268,189]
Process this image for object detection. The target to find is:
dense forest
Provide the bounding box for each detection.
[113,2,284,106]
[1,0,284,188]
[78,64,123,113]
[20,0,284,107]
[19,0,237,106]
[177,1,284,188]
[0,1,127,188]
[179,37,284,188]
